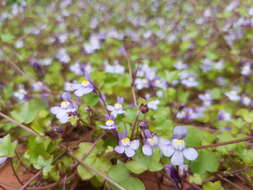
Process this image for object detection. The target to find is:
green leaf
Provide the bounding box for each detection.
[0,135,17,157]
[125,160,147,174]
[203,181,224,190]
[1,33,14,43]
[11,99,45,124]
[75,142,112,181]
[125,150,162,174]
[191,150,219,174]
[108,163,145,190]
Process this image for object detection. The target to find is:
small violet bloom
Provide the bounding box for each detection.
[241,63,251,76]
[225,88,240,102]
[218,110,231,121]
[115,132,139,157]
[50,93,78,123]
[198,91,212,107]
[56,48,70,64]
[13,85,27,102]
[0,138,8,165]
[142,130,171,157]
[179,71,199,88]
[70,62,92,75]
[241,95,252,106]
[147,100,160,110]
[99,115,117,130]
[165,126,198,166]
[65,79,94,97]
[107,97,125,117]
[104,60,125,74]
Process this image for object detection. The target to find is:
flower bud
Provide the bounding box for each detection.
[140,104,149,113]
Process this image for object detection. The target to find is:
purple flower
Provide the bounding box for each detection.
[107,97,125,117]
[241,95,252,106]
[70,62,92,75]
[83,34,101,54]
[198,91,212,107]
[56,48,70,64]
[13,85,27,102]
[176,107,205,120]
[218,110,231,121]
[164,126,198,166]
[115,132,139,157]
[225,88,240,102]
[50,93,78,123]
[142,130,171,156]
[135,78,149,90]
[65,79,94,97]
[0,137,8,165]
[104,60,125,74]
[147,100,160,110]
[99,115,117,130]
[241,63,251,76]
[179,71,199,87]
[164,164,182,189]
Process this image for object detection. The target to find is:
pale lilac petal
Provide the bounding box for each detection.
[58,114,69,123]
[0,157,7,165]
[125,147,135,157]
[173,126,188,139]
[160,145,175,157]
[142,144,152,156]
[130,140,139,150]
[159,137,170,146]
[99,125,116,130]
[183,148,198,161]
[115,145,124,154]
[107,105,114,111]
[74,87,93,97]
[50,106,61,114]
[171,151,184,166]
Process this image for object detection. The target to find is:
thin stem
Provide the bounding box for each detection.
[0,112,41,137]
[71,132,105,169]
[18,171,42,190]
[10,159,24,185]
[125,52,137,107]
[65,147,126,190]
[194,136,253,149]
[130,110,141,139]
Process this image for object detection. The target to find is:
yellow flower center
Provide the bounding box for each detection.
[106,119,114,126]
[172,139,185,150]
[148,137,158,146]
[143,79,148,84]
[61,101,70,108]
[114,103,122,109]
[81,79,89,86]
[155,79,161,84]
[121,137,130,146]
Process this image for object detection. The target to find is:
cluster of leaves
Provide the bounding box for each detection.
[0,0,253,189]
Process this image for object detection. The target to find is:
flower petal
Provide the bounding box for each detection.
[130,140,139,150]
[160,145,175,157]
[50,106,61,114]
[74,87,93,97]
[99,125,116,130]
[142,144,152,156]
[125,147,135,157]
[107,105,114,111]
[115,145,124,154]
[159,137,170,146]
[171,151,184,166]
[0,157,7,165]
[173,126,188,139]
[183,148,198,161]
